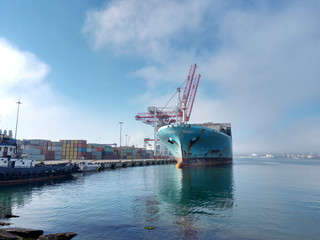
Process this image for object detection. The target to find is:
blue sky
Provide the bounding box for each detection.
[1,0,319,154]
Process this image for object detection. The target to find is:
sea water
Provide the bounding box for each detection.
[0,158,319,239]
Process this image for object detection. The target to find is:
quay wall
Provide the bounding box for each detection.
[44,158,177,169]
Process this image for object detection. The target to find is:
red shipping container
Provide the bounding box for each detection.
[78,143,86,148]
[78,140,87,145]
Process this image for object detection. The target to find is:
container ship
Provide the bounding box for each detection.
[136,64,233,167]
[157,123,232,168]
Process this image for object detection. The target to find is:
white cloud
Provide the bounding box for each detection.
[0,38,70,139]
[83,0,320,153]
[0,38,146,146]
[0,38,49,90]
[83,0,208,62]
[236,117,320,154]
[200,0,320,153]
[0,38,108,143]
[132,63,193,92]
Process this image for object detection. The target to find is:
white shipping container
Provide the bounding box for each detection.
[52,147,63,151]
[30,154,45,161]
[54,151,62,156]
[22,149,41,155]
[25,145,41,150]
[52,142,63,147]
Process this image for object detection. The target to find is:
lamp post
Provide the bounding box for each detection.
[154,108,157,160]
[119,122,123,148]
[125,134,128,146]
[15,100,22,140]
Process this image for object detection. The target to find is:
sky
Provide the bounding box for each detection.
[0,0,319,154]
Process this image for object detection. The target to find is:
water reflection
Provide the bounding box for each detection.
[158,165,234,239]
[133,194,161,223]
[180,166,234,212]
[178,166,234,239]
[0,177,73,220]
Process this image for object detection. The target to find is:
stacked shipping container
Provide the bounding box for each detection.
[60,140,88,160]
[19,139,154,161]
[102,145,114,159]
[87,143,103,160]
[19,139,48,161]
[43,141,63,160]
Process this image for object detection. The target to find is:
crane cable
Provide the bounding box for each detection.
[130,134,154,145]
[159,80,186,113]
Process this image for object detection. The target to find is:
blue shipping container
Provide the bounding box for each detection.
[78,148,87,152]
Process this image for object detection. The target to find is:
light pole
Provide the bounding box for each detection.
[154,108,157,160]
[15,100,22,139]
[125,134,128,146]
[119,122,123,148]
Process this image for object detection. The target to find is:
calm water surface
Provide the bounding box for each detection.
[0,158,320,239]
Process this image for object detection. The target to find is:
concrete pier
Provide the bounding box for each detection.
[43,159,176,170]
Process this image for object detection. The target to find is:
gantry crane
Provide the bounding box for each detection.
[135,64,200,126]
[135,64,201,156]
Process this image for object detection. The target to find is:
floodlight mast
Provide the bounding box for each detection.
[119,122,123,148]
[15,100,22,140]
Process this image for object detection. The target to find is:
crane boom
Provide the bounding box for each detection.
[181,64,197,110]
[185,74,200,121]
[135,64,200,127]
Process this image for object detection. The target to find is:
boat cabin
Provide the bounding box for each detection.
[0,131,36,168]
[0,157,36,168]
[0,145,16,158]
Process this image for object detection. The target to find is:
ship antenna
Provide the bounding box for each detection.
[15,99,22,140]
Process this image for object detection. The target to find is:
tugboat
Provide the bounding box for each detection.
[0,130,77,185]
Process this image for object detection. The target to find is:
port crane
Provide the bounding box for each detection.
[135,64,200,126]
[135,64,201,156]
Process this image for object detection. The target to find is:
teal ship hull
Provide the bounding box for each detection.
[157,123,232,168]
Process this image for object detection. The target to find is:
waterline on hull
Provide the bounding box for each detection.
[176,157,233,168]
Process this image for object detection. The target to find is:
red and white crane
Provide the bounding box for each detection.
[135,64,200,126]
[135,64,201,155]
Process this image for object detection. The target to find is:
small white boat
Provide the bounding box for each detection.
[78,161,100,172]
